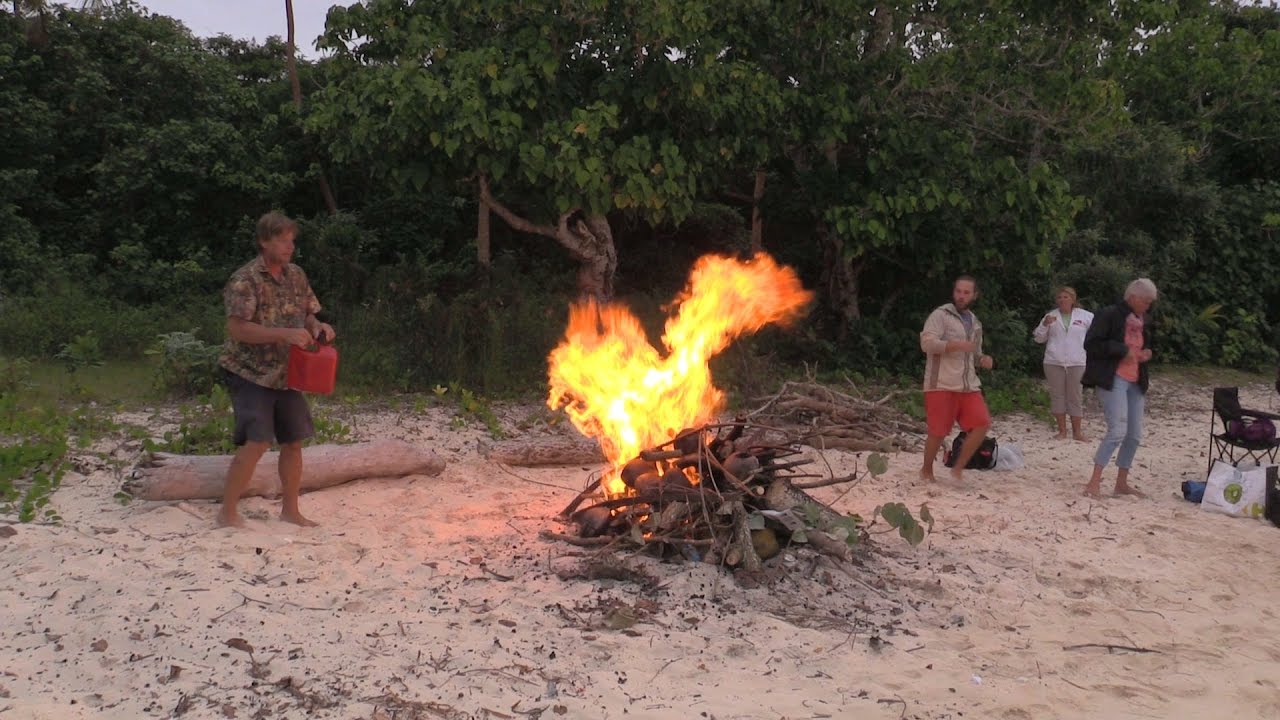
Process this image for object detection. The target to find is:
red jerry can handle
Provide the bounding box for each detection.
[286,331,338,394]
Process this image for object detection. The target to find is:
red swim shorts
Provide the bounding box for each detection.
[924,390,990,438]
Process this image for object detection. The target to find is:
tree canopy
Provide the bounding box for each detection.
[1,0,1277,391]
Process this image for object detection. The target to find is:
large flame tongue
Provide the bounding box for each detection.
[547,252,813,494]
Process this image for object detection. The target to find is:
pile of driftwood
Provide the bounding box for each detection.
[479,378,924,468]
[540,421,871,574]
[746,379,926,453]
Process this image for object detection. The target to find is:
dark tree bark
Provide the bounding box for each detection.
[750,169,765,252]
[285,0,339,215]
[476,184,491,268]
[479,176,617,300]
[817,222,863,336]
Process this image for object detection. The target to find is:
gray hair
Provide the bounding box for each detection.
[1124,278,1158,302]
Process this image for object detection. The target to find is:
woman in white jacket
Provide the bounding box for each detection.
[1034,287,1093,440]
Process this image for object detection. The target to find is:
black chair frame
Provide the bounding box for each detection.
[1207,387,1280,474]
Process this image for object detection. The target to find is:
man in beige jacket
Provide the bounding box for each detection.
[920,276,994,485]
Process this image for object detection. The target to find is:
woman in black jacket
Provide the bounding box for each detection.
[1081,278,1157,498]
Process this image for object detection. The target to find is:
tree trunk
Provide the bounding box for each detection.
[864,4,897,60]
[562,214,617,301]
[750,169,765,252]
[476,182,491,268]
[817,222,863,337]
[123,440,445,501]
[479,177,618,300]
[285,0,339,215]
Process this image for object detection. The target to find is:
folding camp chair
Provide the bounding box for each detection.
[1207,387,1280,473]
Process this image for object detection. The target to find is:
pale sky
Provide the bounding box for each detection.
[137,0,337,57]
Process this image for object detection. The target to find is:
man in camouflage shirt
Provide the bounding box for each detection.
[216,211,335,529]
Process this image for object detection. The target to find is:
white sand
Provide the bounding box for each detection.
[3,380,1279,719]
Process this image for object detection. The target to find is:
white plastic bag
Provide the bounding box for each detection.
[992,443,1024,471]
[1201,459,1268,518]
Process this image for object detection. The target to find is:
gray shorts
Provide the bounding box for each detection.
[223,370,314,446]
[1044,364,1086,417]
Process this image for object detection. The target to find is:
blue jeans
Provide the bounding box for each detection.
[1093,376,1144,469]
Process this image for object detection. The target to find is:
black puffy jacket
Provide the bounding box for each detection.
[1081,300,1153,393]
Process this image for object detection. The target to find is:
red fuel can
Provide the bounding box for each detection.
[287,341,338,394]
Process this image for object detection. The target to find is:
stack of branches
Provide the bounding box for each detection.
[542,420,870,575]
[746,378,926,453]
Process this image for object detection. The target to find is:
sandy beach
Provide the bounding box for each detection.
[3,377,1279,720]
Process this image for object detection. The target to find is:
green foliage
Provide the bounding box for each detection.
[144,384,354,456]
[866,452,890,477]
[875,502,935,547]
[447,382,505,439]
[0,357,34,395]
[0,5,298,300]
[0,390,69,523]
[147,330,223,397]
[0,280,223,360]
[1,0,1278,404]
[982,371,1055,424]
[55,330,105,374]
[795,502,865,547]
[145,384,237,456]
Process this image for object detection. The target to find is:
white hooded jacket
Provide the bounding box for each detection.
[1033,307,1093,367]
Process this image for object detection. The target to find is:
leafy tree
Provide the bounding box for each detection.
[312,0,793,298]
[0,4,298,300]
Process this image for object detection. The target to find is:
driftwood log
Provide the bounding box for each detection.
[479,435,605,466]
[763,477,852,560]
[123,440,446,501]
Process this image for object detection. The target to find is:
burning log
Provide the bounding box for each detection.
[551,420,871,576]
[123,440,445,501]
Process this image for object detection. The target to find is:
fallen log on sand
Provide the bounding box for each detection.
[122,440,445,501]
[479,435,605,466]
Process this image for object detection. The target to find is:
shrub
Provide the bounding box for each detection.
[147,330,223,397]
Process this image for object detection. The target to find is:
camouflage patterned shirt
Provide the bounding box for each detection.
[219,255,321,389]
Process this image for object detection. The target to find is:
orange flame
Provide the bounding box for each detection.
[547,252,813,494]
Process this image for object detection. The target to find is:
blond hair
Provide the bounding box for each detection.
[254,211,297,250]
[1054,286,1079,308]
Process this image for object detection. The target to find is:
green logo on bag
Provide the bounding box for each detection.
[1224,483,1243,504]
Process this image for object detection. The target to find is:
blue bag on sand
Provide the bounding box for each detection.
[1181,480,1207,503]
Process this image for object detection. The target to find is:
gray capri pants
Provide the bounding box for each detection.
[1044,364,1086,417]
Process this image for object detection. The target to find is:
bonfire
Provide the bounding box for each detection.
[540,253,928,575]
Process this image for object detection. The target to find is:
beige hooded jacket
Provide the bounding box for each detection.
[920,303,983,392]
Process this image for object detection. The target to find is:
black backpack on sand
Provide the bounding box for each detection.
[943,432,998,470]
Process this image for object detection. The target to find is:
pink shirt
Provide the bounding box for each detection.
[1115,313,1144,383]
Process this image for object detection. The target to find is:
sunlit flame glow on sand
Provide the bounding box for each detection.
[547,252,813,494]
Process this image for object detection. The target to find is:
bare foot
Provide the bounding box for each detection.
[1054,432,1069,440]
[1073,434,1088,442]
[918,470,937,483]
[1113,484,1146,498]
[1082,484,1103,499]
[944,469,967,488]
[215,511,246,529]
[281,510,318,527]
